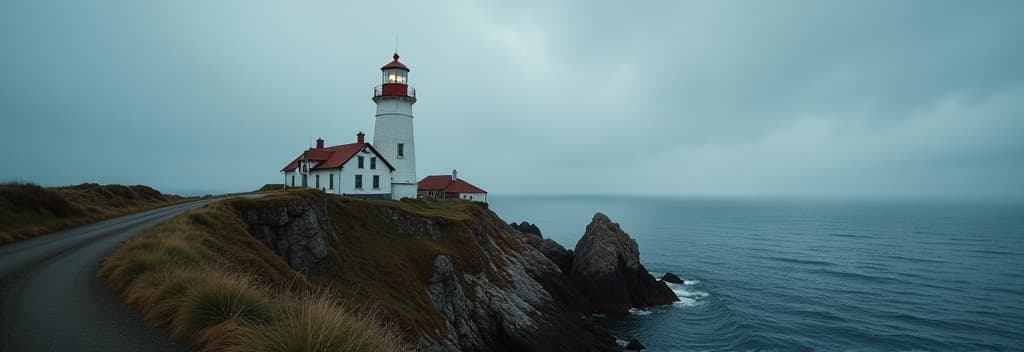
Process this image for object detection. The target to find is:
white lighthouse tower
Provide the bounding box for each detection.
[372,53,418,200]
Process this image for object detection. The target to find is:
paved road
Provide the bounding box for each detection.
[0,197,243,352]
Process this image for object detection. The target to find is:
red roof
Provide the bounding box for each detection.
[418,175,487,194]
[381,53,409,71]
[281,142,394,172]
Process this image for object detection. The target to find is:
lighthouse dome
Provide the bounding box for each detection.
[381,53,409,71]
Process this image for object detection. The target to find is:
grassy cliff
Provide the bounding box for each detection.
[305,194,520,338]
[101,189,611,351]
[100,193,407,352]
[0,182,186,245]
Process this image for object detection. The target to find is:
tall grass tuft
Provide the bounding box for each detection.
[237,293,406,352]
[170,272,273,341]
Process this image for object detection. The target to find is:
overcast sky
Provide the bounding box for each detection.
[1,1,1022,197]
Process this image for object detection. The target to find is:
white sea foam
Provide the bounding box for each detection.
[674,296,699,307]
[665,278,708,307]
[628,307,653,316]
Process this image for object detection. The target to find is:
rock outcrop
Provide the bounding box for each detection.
[425,252,614,352]
[509,221,543,237]
[624,338,646,351]
[513,224,575,275]
[661,272,685,285]
[235,195,337,270]
[570,213,678,314]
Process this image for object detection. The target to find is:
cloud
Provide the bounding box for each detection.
[1,0,1021,197]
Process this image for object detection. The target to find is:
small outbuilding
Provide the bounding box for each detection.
[417,170,488,202]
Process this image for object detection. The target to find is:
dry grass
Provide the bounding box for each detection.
[0,182,187,245]
[293,192,521,340]
[100,202,406,352]
[236,293,405,352]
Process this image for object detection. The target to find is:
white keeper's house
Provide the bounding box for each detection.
[280,52,487,201]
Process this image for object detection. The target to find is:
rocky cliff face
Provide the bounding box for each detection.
[234,194,337,270]
[419,211,616,351]
[570,213,678,314]
[233,191,672,351]
[516,229,575,276]
[509,221,543,237]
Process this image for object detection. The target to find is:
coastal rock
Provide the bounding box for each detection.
[372,205,443,236]
[570,213,678,314]
[509,221,543,237]
[515,231,592,314]
[513,224,575,275]
[625,338,646,351]
[424,237,617,351]
[661,272,685,285]
[235,194,337,270]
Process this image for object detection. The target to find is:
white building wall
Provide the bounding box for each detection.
[281,155,392,198]
[457,192,487,202]
[339,153,392,197]
[372,96,417,200]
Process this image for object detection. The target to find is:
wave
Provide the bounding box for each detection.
[808,268,903,285]
[758,255,837,267]
[628,308,653,316]
[666,279,709,308]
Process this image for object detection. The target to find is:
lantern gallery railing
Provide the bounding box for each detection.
[374,85,416,98]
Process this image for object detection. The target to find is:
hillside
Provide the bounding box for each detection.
[101,189,624,351]
[0,182,186,245]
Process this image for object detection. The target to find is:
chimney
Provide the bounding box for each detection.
[452,169,458,181]
[357,132,365,144]
[316,137,324,149]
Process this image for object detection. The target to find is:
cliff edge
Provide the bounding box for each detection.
[235,191,619,351]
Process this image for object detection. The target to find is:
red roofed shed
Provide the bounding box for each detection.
[417,170,487,202]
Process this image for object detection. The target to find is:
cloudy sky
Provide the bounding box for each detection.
[1,1,1022,197]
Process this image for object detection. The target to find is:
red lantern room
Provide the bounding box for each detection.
[374,53,416,99]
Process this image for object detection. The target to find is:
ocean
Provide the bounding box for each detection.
[488,195,1024,351]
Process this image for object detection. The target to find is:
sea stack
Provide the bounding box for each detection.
[570,213,678,314]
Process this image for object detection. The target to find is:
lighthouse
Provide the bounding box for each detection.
[372,53,418,200]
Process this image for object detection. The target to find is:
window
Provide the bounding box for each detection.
[355,175,363,189]
[291,175,295,187]
[373,175,380,189]
[370,157,377,170]
[329,174,334,190]
[383,69,407,84]
[357,156,364,169]
[315,174,320,188]
[397,143,404,157]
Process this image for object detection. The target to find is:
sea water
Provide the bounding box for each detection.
[489,195,1024,351]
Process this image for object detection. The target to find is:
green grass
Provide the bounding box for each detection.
[0,182,188,245]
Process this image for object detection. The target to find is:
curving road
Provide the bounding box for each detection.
[0,197,244,352]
